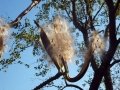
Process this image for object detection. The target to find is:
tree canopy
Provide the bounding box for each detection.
[0,0,120,90]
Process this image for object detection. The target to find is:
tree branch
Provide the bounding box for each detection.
[62,82,83,90]
[91,57,113,90]
[71,0,89,46]
[89,40,118,90]
[62,55,91,82]
[71,0,84,32]
[93,2,105,21]
[89,0,118,89]
[63,84,83,90]
[34,20,42,29]
[110,59,120,67]
[117,23,120,32]
[64,8,72,21]
[118,38,120,44]
[61,78,83,90]
[84,0,95,30]
[105,0,117,45]
[115,0,120,13]
[9,0,41,27]
[104,68,113,90]
[33,72,62,90]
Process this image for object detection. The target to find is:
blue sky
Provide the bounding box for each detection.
[0,1,91,90]
[0,1,106,90]
[0,1,87,90]
[0,1,41,90]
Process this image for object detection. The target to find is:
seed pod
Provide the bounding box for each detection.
[42,16,74,66]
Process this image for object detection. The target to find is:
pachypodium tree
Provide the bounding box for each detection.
[0,0,120,90]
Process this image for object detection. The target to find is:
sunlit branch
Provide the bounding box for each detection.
[61,57,68,74]
[9,0,41,27]
[35,23,61,71]
[33,72,62,90]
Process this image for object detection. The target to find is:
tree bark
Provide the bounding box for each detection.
[91,59,113,90]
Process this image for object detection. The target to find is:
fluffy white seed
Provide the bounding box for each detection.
[0,18,10,57]
[43,16,74,64]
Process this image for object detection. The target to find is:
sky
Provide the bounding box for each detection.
[0,1,96,90]
[0,0,41,90]
[0,1,88,90]
[0,0,107,90]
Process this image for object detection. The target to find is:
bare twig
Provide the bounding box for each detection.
[62,84,83,90]
[34,20,42,29]
[65,9,72,21]
[9,0,41,27]
[33,72,62,90]
[117,23,120,32]
[93,2,105,21]
[61,78,83,90]
[110,59,120,67]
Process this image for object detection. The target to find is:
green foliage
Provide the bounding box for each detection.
[0,0,120,89]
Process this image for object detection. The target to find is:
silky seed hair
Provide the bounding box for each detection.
[0,18,10,57]
[43,16,74,64]
[91,31,105,55]
[84,31,105,62]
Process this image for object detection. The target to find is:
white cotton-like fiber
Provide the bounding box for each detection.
[84,31,105,62]
[0,18,10,57]
[91,31,105,55]
[43,16,74,63]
